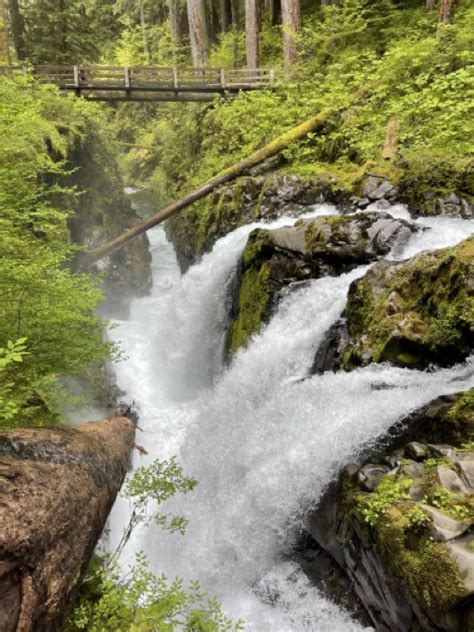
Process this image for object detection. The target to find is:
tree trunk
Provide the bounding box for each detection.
[382,117,398,162]
[86,107,335,263]
[169,0,181,43]
[245,0,260,70]
[139,0,151,62]
[0,418,135,632]
[281,0,300,79]
[439,0,455,23]
[6,0,26,61]
[264,0,281,25]
[230,0,239,27]
[220,0,232,33]
[0,0,9,64]
[230,0,239,67]
[426,0,436,10]
[187,0,209,66]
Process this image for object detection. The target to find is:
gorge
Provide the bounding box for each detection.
[106,195,474,630]
[1,1,473,629]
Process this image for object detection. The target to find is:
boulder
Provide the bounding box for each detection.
[227,212,419,353]
[341,235,474,368]
[306,389,474,630]
[0,417,135,632]
[165,174,358,272]
[309,436,474,630]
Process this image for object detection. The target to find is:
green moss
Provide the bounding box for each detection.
[227,263,272,354]
[355,475,413,527]
[346,276,374,339]
[422,481,473,522]
[376,505,468,620]
[343,467,469,623]
[451,390,474,421]
[341,436,474,624]
[343,236,474,368]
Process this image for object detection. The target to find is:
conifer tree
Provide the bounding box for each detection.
[0,0,8,63]
[281,0,300,78]
[439,0,455,23]
[245,0,260,70]
[187,0,209,65]
[6,0,26,60]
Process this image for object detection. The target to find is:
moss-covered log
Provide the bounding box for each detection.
[86,109,335,264]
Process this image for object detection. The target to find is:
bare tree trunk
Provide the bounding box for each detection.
[264,0,281,26]
[273,0,282,25]
[230,0,239,67]
[169,0,181,42]
[439,0,455,23]
[139,0,151,62]
[382,117,398,162]
[206,0,218,44]
[187,0,209,66]
[7,0,26,61]
[220,0,232,33]
[0,0,9,64]
[245,0,260,70]
[281,0,300,79]
[426,0,436,10]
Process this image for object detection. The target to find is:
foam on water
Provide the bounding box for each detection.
[108,203,473,631]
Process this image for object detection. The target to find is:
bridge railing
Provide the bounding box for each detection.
[31,65,278,91]
[0,65,25,76]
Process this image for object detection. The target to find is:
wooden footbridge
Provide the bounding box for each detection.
[0,65,278,102]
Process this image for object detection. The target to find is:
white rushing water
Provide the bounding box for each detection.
[108,203,473,631]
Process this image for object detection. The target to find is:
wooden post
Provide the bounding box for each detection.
[220,68,226,89]
[269,68,275,84]
[172,66,179,91]
[382,117,398,162]
[73,65,80,95]
[124,66,131,98]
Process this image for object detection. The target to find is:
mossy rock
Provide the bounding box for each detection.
[165,174,356,273]
[375,504,469,624]
[335,439,474,629]
[227,229,290,355]
[227,212,419,354]
[343,236,474,368]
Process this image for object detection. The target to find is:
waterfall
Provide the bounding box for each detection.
[108,204,474,631]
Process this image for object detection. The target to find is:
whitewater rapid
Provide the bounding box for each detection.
[108,203,473,631]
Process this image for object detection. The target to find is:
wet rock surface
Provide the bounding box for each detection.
[0,418,134,632]
[227,211,419,353]
[338,235,474,369]
[166,174,358,272]
[165,170,473,273]
[309,392,474,631]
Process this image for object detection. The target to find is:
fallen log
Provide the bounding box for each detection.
[85,108,334,264]
[0,417,135,632]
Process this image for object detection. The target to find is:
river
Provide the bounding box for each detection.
[107,200,474,630]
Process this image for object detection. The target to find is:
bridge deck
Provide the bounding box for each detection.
[0,65,278,101]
